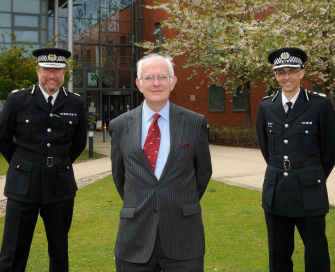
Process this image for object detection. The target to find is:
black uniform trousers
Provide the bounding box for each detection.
[265,212,330,272]
[0,198,74,272]
[115,229,204,272]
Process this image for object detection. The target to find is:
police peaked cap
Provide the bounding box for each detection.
[268,47,308,70]
[33,48,71,69]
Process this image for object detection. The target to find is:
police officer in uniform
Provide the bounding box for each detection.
[0,48,87,271]
[256,47,335,272]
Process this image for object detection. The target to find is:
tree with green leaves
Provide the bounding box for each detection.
[0,32,37,103]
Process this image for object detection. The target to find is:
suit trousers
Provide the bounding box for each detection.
[0,198,74,272]
[265,212,330,272]
[115,229,204,272]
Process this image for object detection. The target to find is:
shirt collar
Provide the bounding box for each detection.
[39,84,59,103]
[143,100,170,122]
[282,89,300,108]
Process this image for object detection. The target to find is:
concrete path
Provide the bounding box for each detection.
[1,131,335,205]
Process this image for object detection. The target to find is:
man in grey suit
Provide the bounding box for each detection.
[109,54,212,271]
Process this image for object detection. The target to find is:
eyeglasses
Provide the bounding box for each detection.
[276,69,302,77]
[139,74,173,84]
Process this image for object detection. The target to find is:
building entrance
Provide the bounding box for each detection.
[102,94,131,126]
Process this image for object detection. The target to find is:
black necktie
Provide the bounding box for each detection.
[286,102,292,117]
[48,96,53,110]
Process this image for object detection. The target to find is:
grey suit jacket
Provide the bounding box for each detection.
[109,102,212,263]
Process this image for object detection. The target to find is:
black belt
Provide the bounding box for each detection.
[269,155,321,170]
[16,147,68,167]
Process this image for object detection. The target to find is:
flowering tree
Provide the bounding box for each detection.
[137,0,283,127]
[138,0,335,127]
[259,0,335,96]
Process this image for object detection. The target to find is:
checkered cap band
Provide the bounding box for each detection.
[38,62,66,68]
[37,55,67,63]
[274,56,302,66]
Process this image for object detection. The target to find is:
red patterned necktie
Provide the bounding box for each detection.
[143,113,161,172]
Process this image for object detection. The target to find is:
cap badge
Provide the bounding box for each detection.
[280,52,290,60]
[48,54,57,61]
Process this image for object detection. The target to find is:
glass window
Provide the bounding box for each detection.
[209,85,225,112]
[41,0,48,14]
[0,29,12,43]
[118,70,132,89]
[14,30,38,42]
[0,13,11,28]
[40,30,47,44]
[73,69,84,89]
[233,86,246,111]
[73,45,99,67]
[0,2,11,12]
[86,90,100,128]
[87,69,99,88]
[313,85,324,93]
[41,15,48,29]
[13,0,40,14]
[267,86,278,96]
[102,70,116,89]
[155,22,162,53]
[14,15,39,27]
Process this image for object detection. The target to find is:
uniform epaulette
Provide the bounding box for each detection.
[67,91,83,99]
[307,90,327,98]
[261,94,274,101]
[12,87,32,94]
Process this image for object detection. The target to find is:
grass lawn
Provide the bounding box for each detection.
[0,150,106,176]
[0,178,334,271]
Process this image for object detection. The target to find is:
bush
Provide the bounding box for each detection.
[209,126,259,148]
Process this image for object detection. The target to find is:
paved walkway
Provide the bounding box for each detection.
[1,130,335,205]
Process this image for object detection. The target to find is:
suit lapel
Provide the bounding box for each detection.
[286,88,309,123]
[33,86,50,113]
[271,92,287,121]
[127,105,154,174]
[159,103,185,182]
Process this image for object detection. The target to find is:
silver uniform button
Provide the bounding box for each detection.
[67,166,70,169]
[284,140,288,144]
[285,124,289,128]
[284,156,288,160]
[305,130,309,134]
[270,130,272,133]
[284,172,288,177]
[26,119,29,123]
[17,165,20,168]
[47,143,51,147]
[50,113,53,117]
[318,180,321,183]
[69,121,72,124]
[47,128,51,133]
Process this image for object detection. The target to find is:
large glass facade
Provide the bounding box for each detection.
[0,0,144,123]
[0,0,48,48]
[48,0,144,126]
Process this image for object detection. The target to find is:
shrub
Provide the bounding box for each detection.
[209,126,259,148]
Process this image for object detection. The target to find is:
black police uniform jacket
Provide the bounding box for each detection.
[256,88,335,217]
[0,84,87,204]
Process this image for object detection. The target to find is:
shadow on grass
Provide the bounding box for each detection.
[0,177,333,271]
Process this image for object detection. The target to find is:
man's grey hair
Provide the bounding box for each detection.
[137,54,175,78]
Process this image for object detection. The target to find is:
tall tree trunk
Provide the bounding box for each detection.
[243,81,252,128]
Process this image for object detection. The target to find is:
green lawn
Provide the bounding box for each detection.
[0,150,106,176]
[0,177,333,271]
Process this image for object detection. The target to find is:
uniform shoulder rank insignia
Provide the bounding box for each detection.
[74,93,81,97]
[11,89,19,93]
[318,93,327,97]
